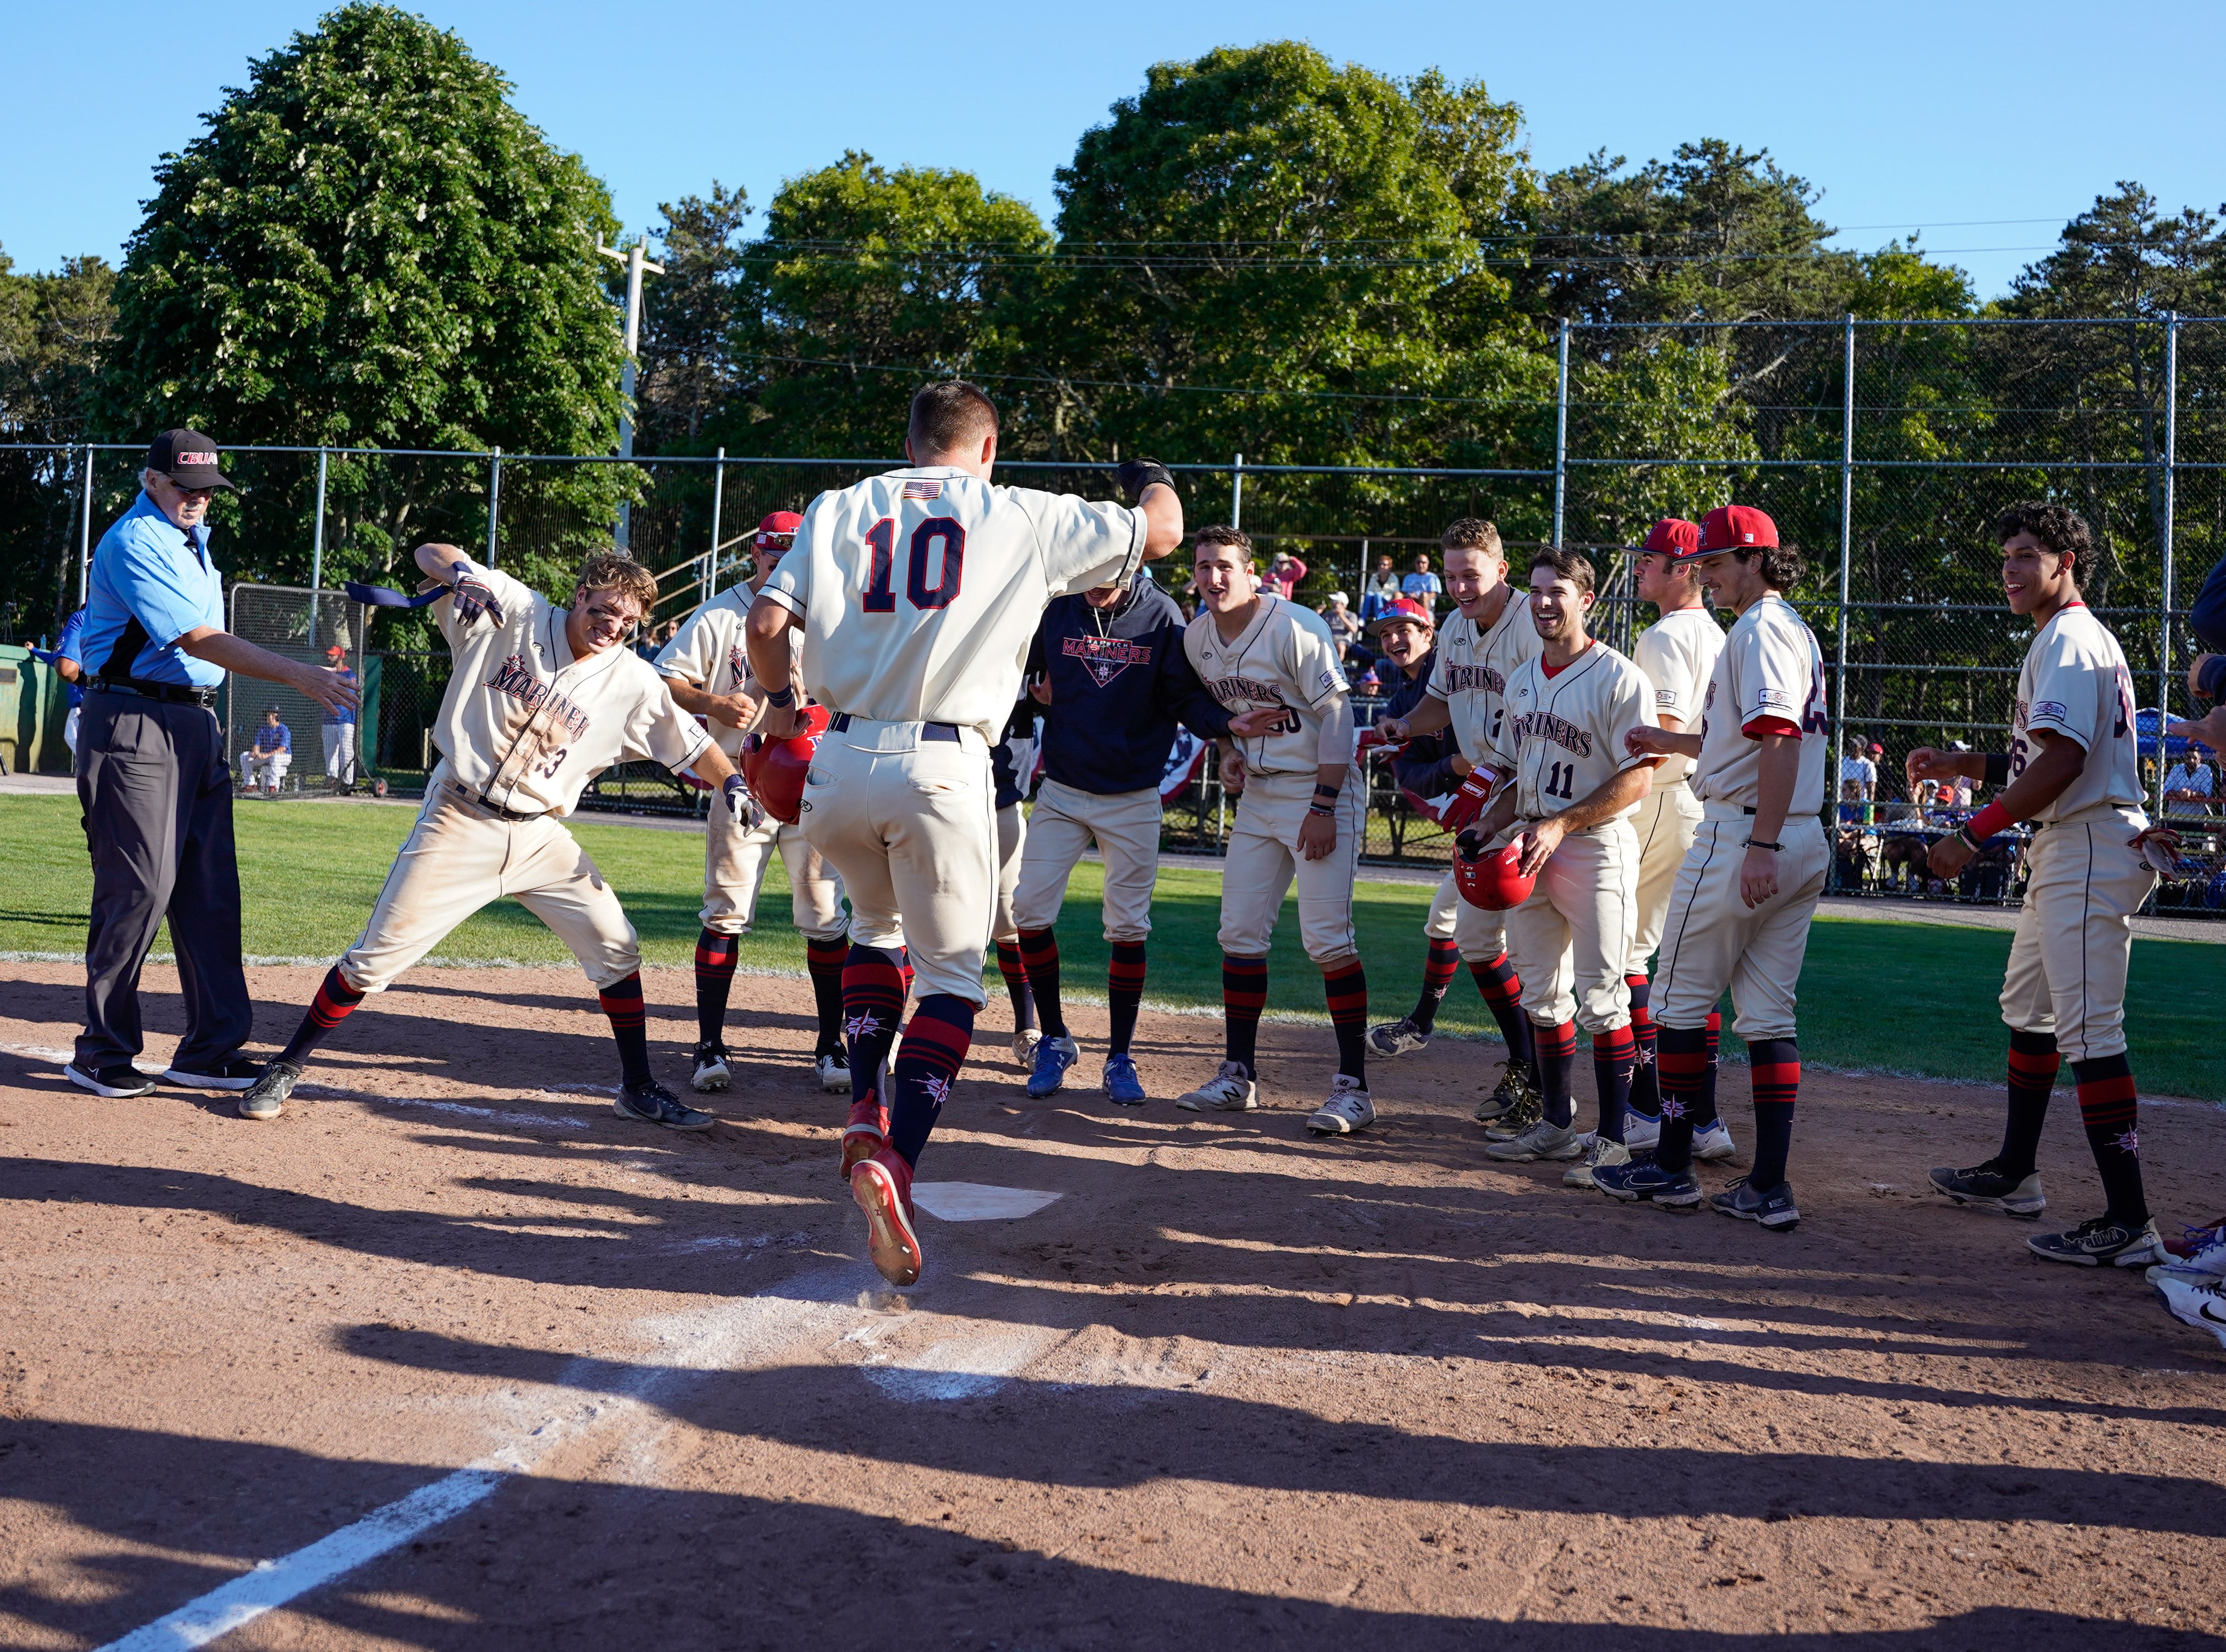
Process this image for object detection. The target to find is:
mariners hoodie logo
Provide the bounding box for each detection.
[1063,633,1152,687]
[486,654,592,739]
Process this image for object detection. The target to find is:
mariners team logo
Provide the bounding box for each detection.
[486,654,592,739]
[1062,633,1153,687]
[726,645,748,690]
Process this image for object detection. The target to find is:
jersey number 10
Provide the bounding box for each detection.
[862,517,965,613]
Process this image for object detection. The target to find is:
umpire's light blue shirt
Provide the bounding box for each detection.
[80,491,225,688]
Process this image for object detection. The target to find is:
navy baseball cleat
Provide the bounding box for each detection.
[1593,1154,1703,1208]
[1027,1035,1081,1098]
[1101,1052,1147,1105]
[615,1077,717,1132]
[1709,1175,1800,1230]
[1929,1159,2045,1218]
[2028,1215,2167,1268]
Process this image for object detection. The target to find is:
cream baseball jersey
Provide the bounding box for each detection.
[1691,592,1828,814]
[1490,641,1658,820]
[762,466,1145,741]
[1427,586,1544,770]
[2013,603,2144,822]
[431,561,711,817]
[653,586,805,758]
[1633,606,1725,786]
[1184,595,1354,778]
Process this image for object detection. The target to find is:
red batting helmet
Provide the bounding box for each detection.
[1453,830,1535,912]
[742,704,830,824]
[1641,518,1700,559]
[755,511,803,551]
[1697,504,1778,556]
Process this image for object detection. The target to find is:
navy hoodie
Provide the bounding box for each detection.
[1026,572,1234,795]
[1381,646,1461,801]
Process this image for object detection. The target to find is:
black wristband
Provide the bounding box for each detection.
[765,685,795,708]
[1314,783,1342,800]
[1983,752,2011,786]
[1743,838,1782,852]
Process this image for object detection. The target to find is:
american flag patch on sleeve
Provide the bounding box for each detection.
[901,479,943,500]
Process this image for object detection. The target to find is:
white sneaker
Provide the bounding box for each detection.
[1623,1113,1662,1153]
[2159,1221,2226,1279]
[816,1052,851,1093]
[1694,1119,1736,1161]
[1176,1061,1259,1113]
[1012,1028,1043,1070]
[1365,1017,1431,1058]
[2151,1270,2226,1350]
[1565,1135,1632,1188]
[1485,1119,1585,1162]
[1306,1075,1375,1136]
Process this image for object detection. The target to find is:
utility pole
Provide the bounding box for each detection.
[598,235,665,551]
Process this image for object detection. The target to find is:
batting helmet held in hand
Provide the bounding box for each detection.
[1453,828,1534,911]
[742,704,830,824]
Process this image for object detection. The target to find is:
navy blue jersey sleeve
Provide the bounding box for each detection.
[1155,622,1234,739]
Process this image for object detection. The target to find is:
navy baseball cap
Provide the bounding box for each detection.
[147,429,236,491]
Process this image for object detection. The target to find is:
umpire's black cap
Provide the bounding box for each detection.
[146,429,236,491]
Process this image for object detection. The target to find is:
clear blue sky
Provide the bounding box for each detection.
[5,1,2221,299]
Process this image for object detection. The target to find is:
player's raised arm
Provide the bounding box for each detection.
[1115,458,1185,560]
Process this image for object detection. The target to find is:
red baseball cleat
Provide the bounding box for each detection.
[840,1091,888,1179]
[851,1148,923,1287]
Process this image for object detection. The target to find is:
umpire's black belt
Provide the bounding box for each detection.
[829,713,961,742]
[89,676,218,709]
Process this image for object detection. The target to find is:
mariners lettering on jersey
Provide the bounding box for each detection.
[1439,661,1506,696]
[486,653,592,742]
[1062,633,1153,687]
[1200,672,1288,706]
[1509,709,1595,758]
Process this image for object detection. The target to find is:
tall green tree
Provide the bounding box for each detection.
[632,182,752,452]
[0,248,118,635]
[98,1,629,602]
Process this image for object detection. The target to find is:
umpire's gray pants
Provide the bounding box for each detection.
[75,690,251,1071]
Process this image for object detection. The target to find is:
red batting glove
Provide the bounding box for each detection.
[1437,767,1497,830]
[1354,729,1408,759]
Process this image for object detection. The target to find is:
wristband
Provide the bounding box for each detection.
[1308,804,1336,818]
[1982,753,2011,786]
[1743,838,1783,852]
[1966,800,2014,842]
[1314,783,1342,800]
[764,685,796,709]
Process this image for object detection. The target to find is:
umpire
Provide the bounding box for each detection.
[66,430,357,1099]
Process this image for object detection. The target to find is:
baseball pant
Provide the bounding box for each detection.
[992,801,1026,945]
[802,718,993,1008]
[703,805,847,941]
[1505,819,1640,1035]
[1010,778,1162,943]
[1999,806,2155,1062]
[74,691,251,1072]
[239,750,289,790]
[322,723,357,785]
[336,780,641,995]
[1216,773,1364,964]
[1655,807,1829,1040]
[1424,866,1508,961]
[1629,779,1702,972]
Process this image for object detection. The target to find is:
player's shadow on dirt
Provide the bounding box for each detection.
[10,1416,2224,1651]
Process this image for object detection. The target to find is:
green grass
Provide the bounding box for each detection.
[4,794,2220,1099]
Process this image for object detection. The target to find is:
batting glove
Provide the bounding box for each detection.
[447,561,505,627]
[722,774,759,829]
[1437,767,1498,830]
[1115,457,1177,504]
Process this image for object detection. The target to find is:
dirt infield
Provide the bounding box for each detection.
[2,959,2222,1649]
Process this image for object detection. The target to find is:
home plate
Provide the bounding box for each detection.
[910,1183,1063,1221]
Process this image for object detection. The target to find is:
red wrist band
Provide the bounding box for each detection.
[1966,800,2012,841]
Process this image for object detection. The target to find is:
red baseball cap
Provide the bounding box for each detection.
[1369,595,1436,637]
[1696,504,1779,555]
[1641,518,1700,558]
[754,511,803,549]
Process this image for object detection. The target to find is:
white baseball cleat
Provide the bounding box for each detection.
[1623,1112,1662,1153]
[1693,1119,1736,1161]
[1366,1017,1431,1058]
[1485,1119,1585,1163]
[1565,1135,1632,1189]
[1176,1061,1259,1113]
[1306,1075,1375,1136]
[2152,1271,2226,1350]
[815,1052,851,1093]
[1012,1029,1043,1070]
[691,1041,731,1093]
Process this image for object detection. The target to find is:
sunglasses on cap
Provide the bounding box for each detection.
[756,533,795,551]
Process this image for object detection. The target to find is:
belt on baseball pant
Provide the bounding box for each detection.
[829,713,961,742]
[88,676,218,709]
[444,782,542,824]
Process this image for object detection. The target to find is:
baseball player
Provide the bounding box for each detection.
[1595,505,1828,1230]
[235,547,745,1126]
[1174,526,1374,1136]
[1915,502,2174,1269]
[655,511,852,1095]
[1459,549,1659,1181]
[1627,518,1733,1161]
[1013,564,1251,1103]
[320,645,359,790]
[1371,520,1546,1128]
[239,705,292,794]
[745,381,1182,1286]
[989,701,1042,1069]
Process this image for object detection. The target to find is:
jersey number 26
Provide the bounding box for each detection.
[862,517,965,614]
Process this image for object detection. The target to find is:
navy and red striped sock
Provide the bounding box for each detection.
[1654,1025,1710,1172]
[842,945,907,1106]
[1697,1009,1723,1126]
[1591,1024,1637,1144]
[278,965,367,1065]
[1747,1036,1800,1190]
[1222,953,1268,1078]
[1998,1029,2060,1178]
[1535,1019,1578,1129]
[1321,957,1368,1084]
[694,927,739,1046]
[1108,940,1146,1056]
[1625,973,1660,1120]
[2072,1053,2147,1224]
[995,941,1037,1033]
[1411,938,1460,1033]
[1018,927,1065,1038]
[805,937,849,1056]
[598,971,652,1087]
[887,994,974,1168]
[1469,954,1533,1066]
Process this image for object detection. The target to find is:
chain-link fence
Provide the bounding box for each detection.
[225,584,368,797]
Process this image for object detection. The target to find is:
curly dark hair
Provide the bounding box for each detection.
[1191,524,1254,565]
[1993,500,2092,562]
[1527,546,1596,594]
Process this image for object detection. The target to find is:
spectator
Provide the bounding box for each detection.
[240,706,292,794]
[1358,553,1403,623]
[2164,752,2216,816]
[1400,550,1442,605]
[1263,549,1308,599]
[1319,592,1364,657]
[320,644,359,791]
[1839,737,1877,808]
